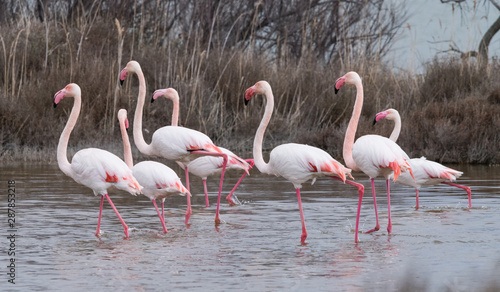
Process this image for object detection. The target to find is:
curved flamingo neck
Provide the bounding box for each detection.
[388,113,401,142]
[253,89,274,175]
[171,95,179,127]
[343,80,363,171]
[119,117,133,169]
[57,95,81,177]
[132,67,154,156]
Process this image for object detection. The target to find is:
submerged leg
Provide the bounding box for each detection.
[226,159,255,206]
[152,199,168,233]
[365,178,380,233]
[386,179,392,234]
[203,179,209,207]
[415,189,420,210]
[95,195,105,237]
[330,176,365,243]
[184,166,192,225]
[190,151,228,225]
[104,194,129,238]
[296,188,308,244]
[441,182,472,208]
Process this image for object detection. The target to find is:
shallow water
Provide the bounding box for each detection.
[2,163,500,291]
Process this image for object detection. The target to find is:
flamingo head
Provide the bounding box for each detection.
[118,109,129,129]
[334,71,361,94]
[373,108,398,125]
[53,83,81,108]
[245,81,271,105]
[120,60,141,85]
[151,88,179,104]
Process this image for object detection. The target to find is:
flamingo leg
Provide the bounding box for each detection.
[296,188,308,244]
[386,179,392,234]
[184,166,192,225]
[95,195,105,237]
[190,151,228,224]
[203,179,209,207]
[152,199,168,233]
[415,189,420,210]
[330,176,365,243]
[365,178,380,233]
[226,159,255,206]
[441,182,472,208]
[104,194,129,238]
[161,199,165,225]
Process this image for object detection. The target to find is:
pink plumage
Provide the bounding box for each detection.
[335,72,414,235]
[118,109,189,233]
[374,108,471,209]
[54,84,142,238]
[245,81,364,244]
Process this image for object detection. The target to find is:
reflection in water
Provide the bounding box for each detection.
[1,163,499,291]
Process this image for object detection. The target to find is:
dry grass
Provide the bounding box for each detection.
[0,6,499,165]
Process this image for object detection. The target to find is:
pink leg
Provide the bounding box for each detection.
[226,159,255,206]
[415,189,420,210]
[296,188,308,244]
[441,182,472,208]
[104,194,129,238]
[203,179,209,207]
[184,166,192,225]
[152,199,168,233]
[161,199,165,225]
[95,195,105,237]
[190,151,228,224]
[365,178,380,233]
[386,179,392,234]
[331,176,365,243]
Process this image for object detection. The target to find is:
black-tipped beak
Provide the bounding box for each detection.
[244,98,249,106]
[373,118,377,126]
[120,79,124,86]
[53,102,57,108]
[151,96,155,103]
[334,87,339,95]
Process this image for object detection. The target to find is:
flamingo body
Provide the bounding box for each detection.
[267,143,349,188]
[132,161,188,201]
[352,135,412,180]
[182,147,249,179]
[70,148,142,196]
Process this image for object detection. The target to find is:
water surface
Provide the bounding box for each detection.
[2,163,500,291]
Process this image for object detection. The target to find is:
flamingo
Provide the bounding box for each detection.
[244,81,365,244]
[373,108,472,209]
[54,83,142,238]
[120,61,249,224]
[334,72,414,234]
[118,109,190,233]
[150,88,254,207]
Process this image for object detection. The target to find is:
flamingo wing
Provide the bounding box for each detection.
[151,126,222,161]
[71,148,142,195]
[353,135,412,180]
[133,161,189,200]
[269,143,351,188]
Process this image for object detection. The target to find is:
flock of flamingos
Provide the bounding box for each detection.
[54,60,471,244]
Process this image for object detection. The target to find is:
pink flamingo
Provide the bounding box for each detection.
[54,83,142,238]
[118,109,190,233]
[150,89,254,207]
[245,81,365,244]
[335,72,414,234]
[373,108,471,209]
[120,61,249,224]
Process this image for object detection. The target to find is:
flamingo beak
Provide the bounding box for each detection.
[119,67,127,86]
[244,86,255,106]
[373,111,388,125]
[125,118,129,129]
[53,89,66,108]
[334,76,346,94]
[152,89,166,103]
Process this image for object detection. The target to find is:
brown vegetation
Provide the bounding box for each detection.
[0,0,498,164]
